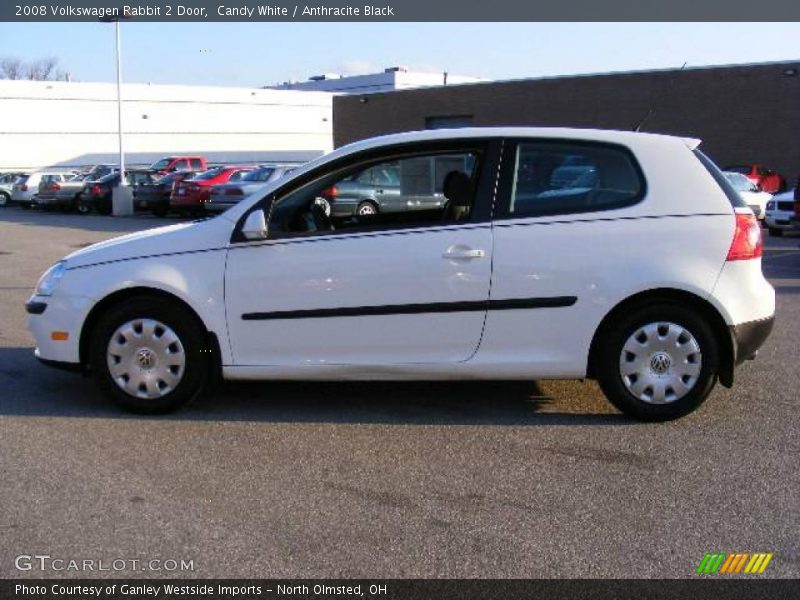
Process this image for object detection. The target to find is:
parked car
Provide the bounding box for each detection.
[36,166,118,212]
[206,165,296,213]
[0,172,27,206]
[319,156,470,217]
[723,164,785,194]
[133,170,198,217]
[77,170,158,215]
[170,166,255,215]
[763,190,797,237]
[11,171,74,207]
[149,156,208,176]
[722,171,772,219]
[26,128,775,421]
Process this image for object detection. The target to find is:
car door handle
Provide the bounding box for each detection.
[442,247,485,260]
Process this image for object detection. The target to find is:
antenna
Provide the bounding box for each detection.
[632,62,688,132]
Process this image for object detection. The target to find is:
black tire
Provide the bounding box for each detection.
[768,228,783,237]
[0,191,9,206]
[356,200,379,216]
[90,297,210,414]
[152,205,169,218]
[76,197,92,215]
[596,303,719,421]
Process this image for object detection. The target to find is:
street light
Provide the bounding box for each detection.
[100,15,133,215]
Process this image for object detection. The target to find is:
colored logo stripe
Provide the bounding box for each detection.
[697,552,773,574]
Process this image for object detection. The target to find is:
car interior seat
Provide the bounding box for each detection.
[442,171,473,221]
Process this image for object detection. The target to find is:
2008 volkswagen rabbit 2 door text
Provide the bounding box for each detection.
[26,128,775,421]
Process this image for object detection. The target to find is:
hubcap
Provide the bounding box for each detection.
[619,322,702,405]
[106,318,186,399]
[358,204,376,215]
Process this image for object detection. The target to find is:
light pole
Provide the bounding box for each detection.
[114,19,125,188]
[100,15,133,215]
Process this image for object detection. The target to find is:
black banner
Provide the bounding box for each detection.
[3,0,800,22]
[3,580,800,600]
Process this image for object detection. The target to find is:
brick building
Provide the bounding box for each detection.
[334,60,800,179]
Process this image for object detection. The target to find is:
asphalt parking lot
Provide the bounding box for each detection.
[1,207,798,579]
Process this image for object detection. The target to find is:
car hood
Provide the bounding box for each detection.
[63,217,232,269]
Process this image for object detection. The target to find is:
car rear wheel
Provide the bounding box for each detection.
[76,197,92,214]
[152,205,168,218]
[596,303,719,421]
[768,228,783,237]
[357,200,378,216]
[0,191,9,206]
[90,297,210,414]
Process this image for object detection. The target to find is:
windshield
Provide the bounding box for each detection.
[149,158,172,170]
[724,172,756,192]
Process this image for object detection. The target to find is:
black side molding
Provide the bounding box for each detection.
[25,301,47,315]
[242,296,577,321]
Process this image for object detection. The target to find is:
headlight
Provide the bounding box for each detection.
[35,261,67,296]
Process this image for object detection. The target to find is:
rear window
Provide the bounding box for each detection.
[695,151,748,208]
[16,175,30,184]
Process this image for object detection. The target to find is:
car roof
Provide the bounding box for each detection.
[333,127,701,156]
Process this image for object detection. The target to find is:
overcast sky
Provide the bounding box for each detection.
[1,22,798,87]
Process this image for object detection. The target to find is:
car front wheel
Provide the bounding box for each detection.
[596,303,719,421]
[0,191,9,206]
[90,297,210,413]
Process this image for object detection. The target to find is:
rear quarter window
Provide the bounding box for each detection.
[499,141,645,218]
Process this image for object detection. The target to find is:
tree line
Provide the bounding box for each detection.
[0,57,71,81]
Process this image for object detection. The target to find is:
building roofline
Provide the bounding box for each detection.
[349,58,800,98]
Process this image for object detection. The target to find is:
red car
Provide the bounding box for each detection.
[170,166,256,214]
[149,155,208,176]
[724,164,786,193]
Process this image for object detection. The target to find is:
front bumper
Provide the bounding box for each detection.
[26,292,91,365]
[730,315,775,365]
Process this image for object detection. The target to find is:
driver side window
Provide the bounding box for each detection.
[266,150,481,238]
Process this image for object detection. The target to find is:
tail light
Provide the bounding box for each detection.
[49,182,61,191]
[727,212,763,261]
[90,184,102,196]
[225,189,244,196]
[20,184,28,191]
[321,185,339,199]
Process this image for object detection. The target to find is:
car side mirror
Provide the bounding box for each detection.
[242,209,268,240]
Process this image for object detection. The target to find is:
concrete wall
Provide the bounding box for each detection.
[0,80,334,171]
[333,61,800,179]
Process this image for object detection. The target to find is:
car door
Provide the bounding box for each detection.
[224,139,501,367]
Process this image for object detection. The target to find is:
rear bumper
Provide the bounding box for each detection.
[730,316,774,365]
